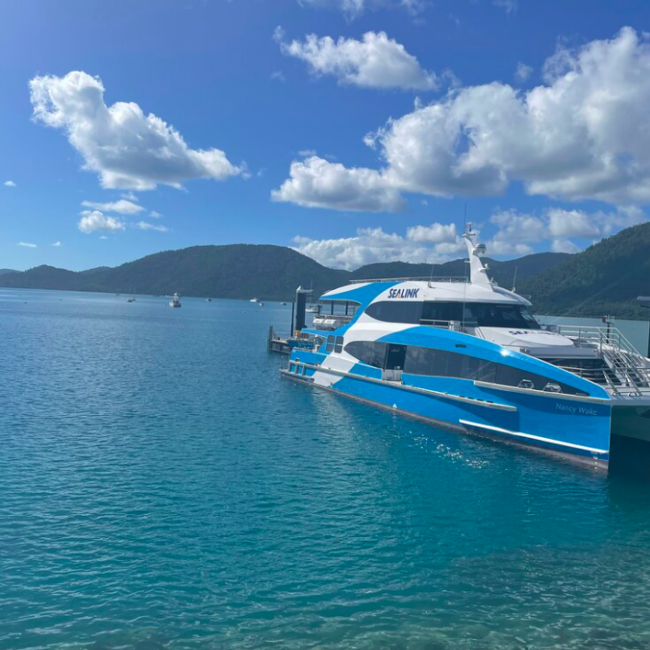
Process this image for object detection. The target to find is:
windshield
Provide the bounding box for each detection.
[465,303,541,329]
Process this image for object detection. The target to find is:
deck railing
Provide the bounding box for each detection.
[348,276,468,285]
[545,323,650,395]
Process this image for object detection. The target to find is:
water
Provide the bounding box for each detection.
[2,290,650,650]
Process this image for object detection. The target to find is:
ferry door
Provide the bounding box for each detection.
[383,344,406,382]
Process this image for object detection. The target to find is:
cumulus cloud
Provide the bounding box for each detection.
[18,241,37,248]
[52,241,62,247]
[514,62,532,82]
[280,31,437,90]
[4,180,16,187]
[81,199,144,215]
[134,221,169,232]
[294,223,464,270]
[552,239,580,254]
[271,156,405,212]
[275,28,650,212]
[486,206,647,257]
[547,208,601,238]
[406,222,457,243]
[30,71,243,190]
[78,210,125,234]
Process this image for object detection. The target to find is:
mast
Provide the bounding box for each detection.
[463,224,492,287]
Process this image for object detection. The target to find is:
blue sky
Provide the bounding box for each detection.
[1,0,650,271]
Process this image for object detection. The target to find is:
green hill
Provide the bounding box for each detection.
[0,244,569,302]
[0,245,347,301]
[519,222,650,319]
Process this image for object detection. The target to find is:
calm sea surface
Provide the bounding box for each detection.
[2,289,650,650]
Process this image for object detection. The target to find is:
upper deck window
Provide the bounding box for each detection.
[365,300,423,324]
[365,300,540,329]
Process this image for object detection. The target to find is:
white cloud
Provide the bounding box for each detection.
[406,223,457,243]
[280,31,437,90]
[30,71,243,190]
[78,210,125,234]
[552,239,580,254]
[81,199,144,215]
[134,221,169,232]
[486,206,647,257]
[121,191,138,201]
[271,156,405,212]
[298,149,318,157]
[276,28,650,212]
[52,241,62,247]
[18,241,37,248]
[4,180,16,187]
[547,208,601,238]
[149,210,162,218]
[294,224,463,270]
[271,70,286,83]
[515,62,532,82]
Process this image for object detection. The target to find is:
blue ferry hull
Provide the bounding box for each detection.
[282,354,611,467]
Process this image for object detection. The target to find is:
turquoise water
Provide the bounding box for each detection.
[2,290,650,650]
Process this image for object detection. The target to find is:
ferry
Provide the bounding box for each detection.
[169,293,181,308]
[282,227,650,467]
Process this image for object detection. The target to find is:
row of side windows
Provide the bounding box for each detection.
[344,340,585,396]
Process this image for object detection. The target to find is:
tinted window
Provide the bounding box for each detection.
[365,301,423,324]
[421,301,465,324]
[326,335,335,353]
[403,344,580,394]
[345,341,387,368]
[334,336,344,353]
[465,303,541,329]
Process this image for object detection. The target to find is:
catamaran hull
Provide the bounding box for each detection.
[282,360,611,467]
[612,403,650,442]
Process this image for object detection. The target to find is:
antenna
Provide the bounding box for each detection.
[463,203,468,234]
[512,266,518,293]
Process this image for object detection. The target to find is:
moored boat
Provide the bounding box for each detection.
[282,226,650,467]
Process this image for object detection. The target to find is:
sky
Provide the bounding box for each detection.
[2,0,650,271]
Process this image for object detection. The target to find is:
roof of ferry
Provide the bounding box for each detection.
[319,280,531,307]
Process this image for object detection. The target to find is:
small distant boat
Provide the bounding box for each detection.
[281,302,287,306]
[250,298,259,303]
[259,301,265,307]
[127,297,135,303]
[305,304,320,313]
[206,298,212,302]
[169,293,182,308]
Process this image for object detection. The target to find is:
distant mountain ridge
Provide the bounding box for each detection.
[0,244,567,303]
[2,224,648,318]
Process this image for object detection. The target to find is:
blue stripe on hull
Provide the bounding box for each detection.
[327,373,610,463]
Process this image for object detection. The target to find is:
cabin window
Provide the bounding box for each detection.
[334,336,344,353]
[344,341,388,368]
[465,303,541,329]
[326,336,335,353]
[420,301,466,325]
[365,301,423,324]
[347,341,582,394]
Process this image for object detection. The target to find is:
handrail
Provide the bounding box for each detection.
[547,322,650,394]
[348,276,468,285]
